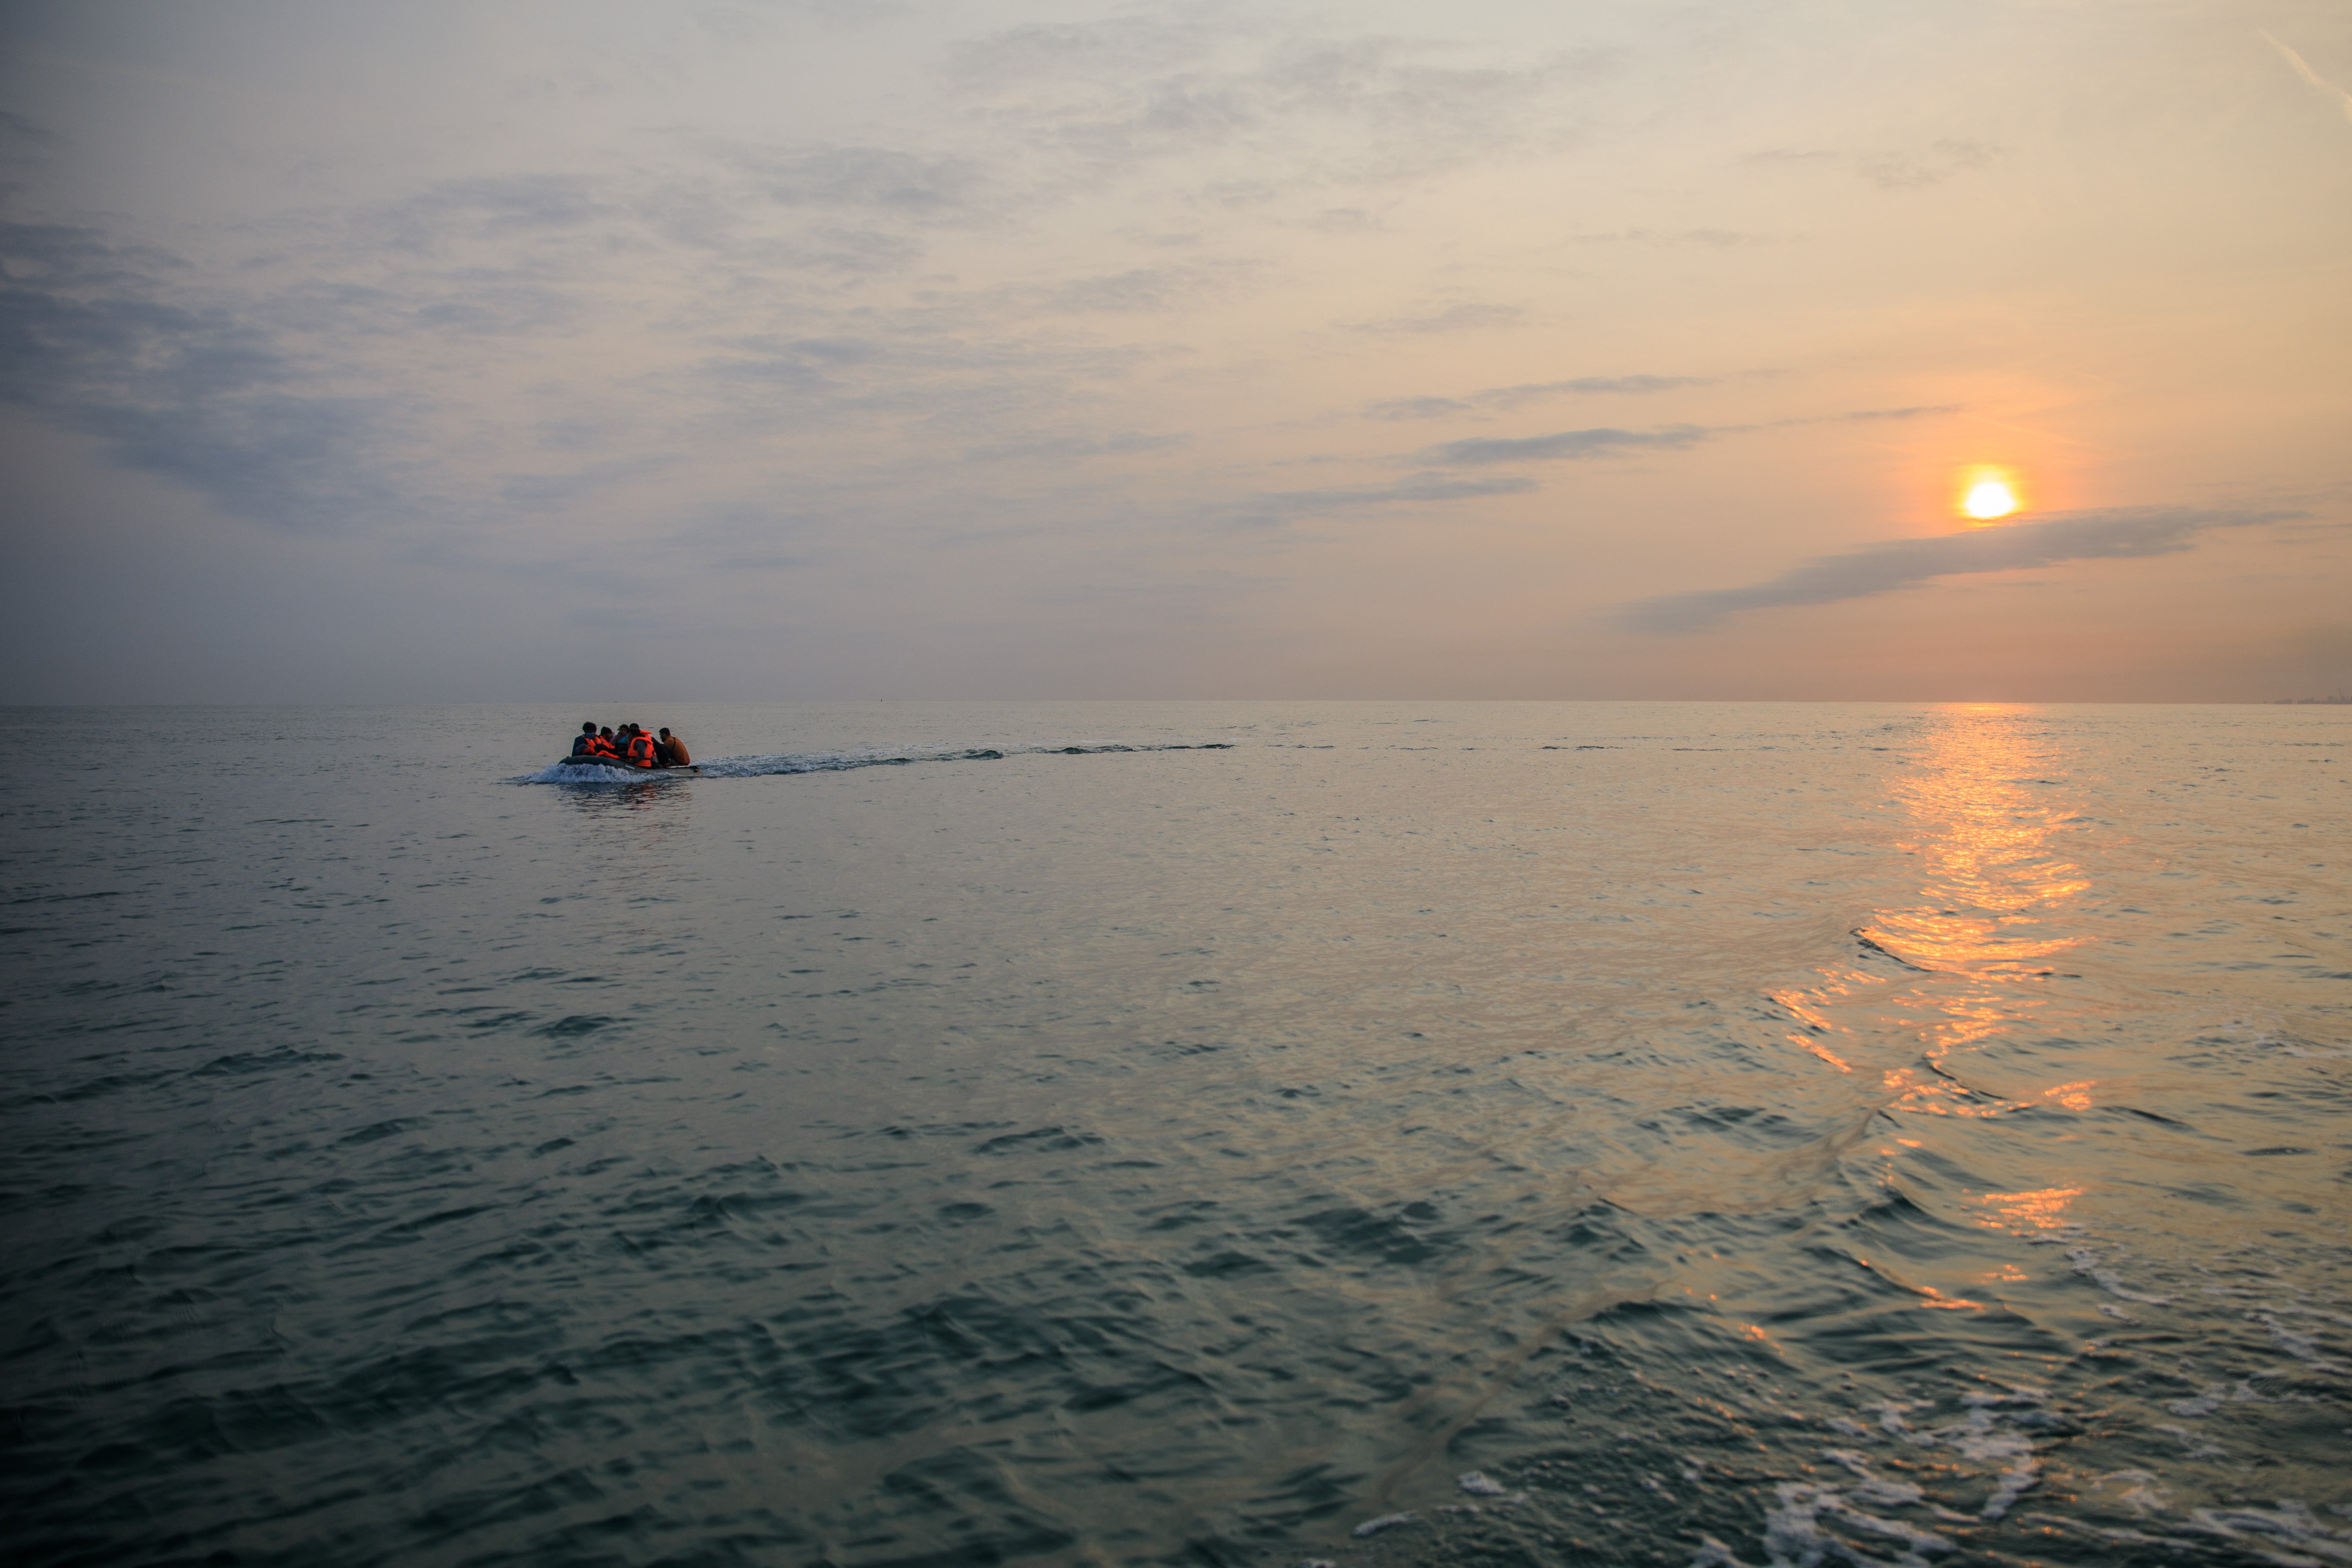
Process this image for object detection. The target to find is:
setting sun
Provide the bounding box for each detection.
[1957,466,2022,522]
[1964,480,2016,519]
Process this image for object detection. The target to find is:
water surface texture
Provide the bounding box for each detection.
[4,701,2347,1568]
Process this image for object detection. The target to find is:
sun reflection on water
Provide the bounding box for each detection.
[1771,705,2099,1117]
[1870,704,2092,979]
[1970,1186,2085,1230]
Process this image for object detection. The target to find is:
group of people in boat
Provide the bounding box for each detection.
[569,722,692,769]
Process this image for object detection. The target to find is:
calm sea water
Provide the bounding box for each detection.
[3,701,2347,1568]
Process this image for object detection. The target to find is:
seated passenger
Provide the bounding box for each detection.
[623,724,660,769]
[571,722,601,757]
[657,727,691,766]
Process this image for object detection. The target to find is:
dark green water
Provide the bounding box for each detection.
[3,702,2346,1567]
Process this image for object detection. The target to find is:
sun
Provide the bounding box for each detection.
[1957,466,2021,522]
[1964,479,2016,519]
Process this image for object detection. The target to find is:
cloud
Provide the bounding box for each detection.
[1039,263,1244,313]
[0,110,59,205]
[400,281,581,338]
[0,110,58,145]
[0,219,185,289]
[951,20,1605,203]
[1612,507,2301,634]
[1367,375,1709,419]
[1855,141,1996,189]
[1559,228,1754,247]
[499,454,679,510]
[368,175,616,252]
[1366,395,1476,420]
[1229,472,1537,522]
[949,16,1219,91]
[683,322,1156,437]
[1420,425,1708,465]
[1499,374,1707,401]
[963,432,1189,464]
[2262,30,2352,126]
[0,221,410,530]
[737,144,987,212]
[630,174,926,270]
[1346,301,1524,335]
[1749,139,1999,191]
[1854,155,1947,190]
[1831,404,1960,421]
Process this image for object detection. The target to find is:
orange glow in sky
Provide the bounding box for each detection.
[1,6,2344,704]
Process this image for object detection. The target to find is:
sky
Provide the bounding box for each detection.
[2,0,2347,703]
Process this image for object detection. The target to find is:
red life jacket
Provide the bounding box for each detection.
[625,730,659,768]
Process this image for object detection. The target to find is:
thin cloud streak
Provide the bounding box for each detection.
[1613,508,2302,634]
[1227,472,1537,523]
[1365,373,1707,420]
[1828,404,1960,422]
[1421,425,1707,465]
[2262,31,2352,126]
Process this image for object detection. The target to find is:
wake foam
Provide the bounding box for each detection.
[520,739,1234,784]
[519,760,665,783]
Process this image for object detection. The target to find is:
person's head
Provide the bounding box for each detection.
[582,722,597,734]
[659,728,671,740]
[600,727,614,738]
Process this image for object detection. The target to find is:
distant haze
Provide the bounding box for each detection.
[2,0,2346,702]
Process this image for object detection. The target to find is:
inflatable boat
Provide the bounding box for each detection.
[554,755,699,774]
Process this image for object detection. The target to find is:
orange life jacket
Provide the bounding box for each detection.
[587,732,619,759]
[625,730,659,768]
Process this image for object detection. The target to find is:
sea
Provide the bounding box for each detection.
[2,700,2346,1568]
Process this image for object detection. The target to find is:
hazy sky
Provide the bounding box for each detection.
[3,0,2346,702]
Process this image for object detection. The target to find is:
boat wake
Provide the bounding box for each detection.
[518,739,1234,784]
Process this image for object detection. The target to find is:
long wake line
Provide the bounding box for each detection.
[522,739,1237,783]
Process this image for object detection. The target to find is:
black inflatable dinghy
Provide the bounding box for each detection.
[554,756,699,774]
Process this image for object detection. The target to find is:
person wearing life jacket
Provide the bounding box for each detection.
[657,727,691,766]
[570,722,602,757]
[596,727,619,756]
[623,724,661,769]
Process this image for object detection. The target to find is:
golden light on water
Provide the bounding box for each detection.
[1776,705,2098,1124]
[1971,1186,2086,1231]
